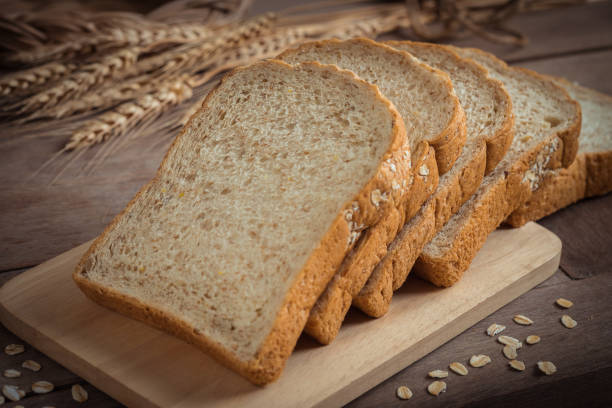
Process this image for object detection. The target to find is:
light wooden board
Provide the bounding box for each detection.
[0,222,560,408]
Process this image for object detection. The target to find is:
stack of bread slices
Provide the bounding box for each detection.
[73,38,611,385]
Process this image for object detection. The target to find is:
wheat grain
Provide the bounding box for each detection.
[18,47,140,115]
[6,20,217,66]
[64,78,192,151]
[0,62,76,97]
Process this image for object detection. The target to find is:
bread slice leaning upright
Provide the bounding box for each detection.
[414,48,581,287]
[353,41,514,317]
[278,38,466,344]
[507,79,612,226]
[73,60,412,385]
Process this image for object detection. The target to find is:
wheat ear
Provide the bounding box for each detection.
[0,62,77,98]
[64,78,192,151]
[16,47,140,115]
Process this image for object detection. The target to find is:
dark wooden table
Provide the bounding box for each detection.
[1,1,612,407]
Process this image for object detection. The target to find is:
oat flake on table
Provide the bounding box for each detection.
[561,314,577,328]
[449,362,469,376]
[427,381,446,396]
[470,354,492,367]
[396,386,413,400]
[486,323,506,336]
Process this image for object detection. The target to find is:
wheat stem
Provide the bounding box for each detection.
[64,78,193,151]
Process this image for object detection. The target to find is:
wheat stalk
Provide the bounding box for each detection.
[64,78,193,151]
[4,22,215,66]
[35,75,153,119]
[0,62,76,98]
[15,47,140,115]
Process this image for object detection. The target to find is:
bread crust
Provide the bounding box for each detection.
[73,60,410,384]
[279,38,466,344]
[507,80,612,226]
[351,41,514,317]
[303,144,439,344]
[354,140,487,316]
[414,50,582,287]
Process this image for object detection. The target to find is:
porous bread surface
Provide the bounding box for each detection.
[73,60,410,384]
[352,41,515,316]
[279,38,463,343]
[353,41,513,317]
[387,41,514,174]
[354,139,486,316]
[415,48,581,287]
[507,80,612,226]
[278,37,466,175]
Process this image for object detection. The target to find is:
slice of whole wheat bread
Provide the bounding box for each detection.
[506,79,612,226]
[72,60,411,385]
[278,38,465,344]
[413,48,581,288]
[353,41,514,317]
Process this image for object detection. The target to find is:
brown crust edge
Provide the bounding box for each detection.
[506,150,612,226]
[278,38,470,344]
[351,41,515,315]
[414,50,583,287]
[303,144,439,344]
[73,59,410,385]
[354,139,487,316]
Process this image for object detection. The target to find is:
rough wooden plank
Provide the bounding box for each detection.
[446,1,612,62]
[347,270,612,407]
[0,223,559,408]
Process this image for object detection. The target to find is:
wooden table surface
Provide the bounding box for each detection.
[1,1,612,407]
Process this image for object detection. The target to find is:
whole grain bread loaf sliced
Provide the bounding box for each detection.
[278,38,465,344]
[414,48,581,288]
[353,41,514,317]
[72,60,411,385]
[506,79,612,226]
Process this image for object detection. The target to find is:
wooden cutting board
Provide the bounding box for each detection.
[0,222,560,408]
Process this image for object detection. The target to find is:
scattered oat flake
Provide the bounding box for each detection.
[2,384,21,401]
[513,314,534,325]
[526,335,541,345]
[32,380,54,394]
[449,362,468,376]
[561,315,577,329]
[72,384,89,403]
[556,298,573,308]
[396,385,413,400]
[509,360,525,371]
[22,359,41,371]
[4,368,21,378]
[428,369,449,379]
[498,335,522,349]
[470,354,492,367]
[4,344,24,355]
[486,323,506,336]
[538,361,557,375]
[427,381,446,396]
[503,345,517,360]
[15,405,24,408]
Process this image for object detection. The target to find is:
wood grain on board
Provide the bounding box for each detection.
[348,271,612,408]
[0,223,559,408]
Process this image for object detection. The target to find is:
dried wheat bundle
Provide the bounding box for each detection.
[0,61,76,98]
[64,78,193,151]
[13,47,141,114]
[1,0,595,169]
